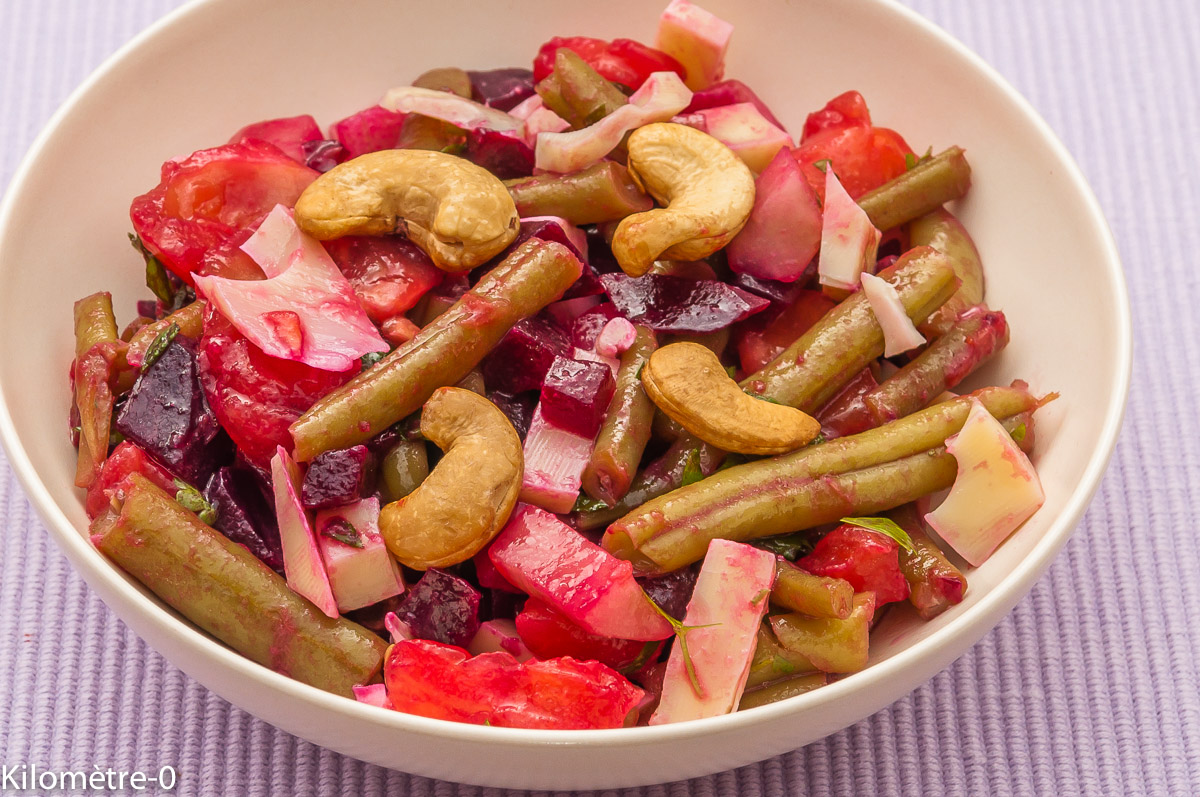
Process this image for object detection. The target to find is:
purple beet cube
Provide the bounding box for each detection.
[504,218,600,299]
[637,564,700,622]
[300,445,375,510]
[205,466,283,573]
[600,273,770,333]
[539,356,616,438]
[136,299,159,319]
[394,568,482,648]
[481,315,569,394]
[114,336,231,485]
[570,304,622,349]
[467,68,536,111]
[465,128,534,180]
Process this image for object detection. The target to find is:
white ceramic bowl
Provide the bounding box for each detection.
[0,0,1129,789]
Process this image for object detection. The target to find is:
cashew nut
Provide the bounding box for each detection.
[293,149,519,272]
[611,123,756,277]
[641,342,821,455]
[379,387,522,569]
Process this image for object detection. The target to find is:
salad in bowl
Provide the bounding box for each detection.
[68,0,1050,731]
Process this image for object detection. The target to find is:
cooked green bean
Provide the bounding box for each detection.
[411,66,472,97]
[910,207,986,336]
[738,672,828,710]
[73,292,118,358]
[745,624,817,690]
[126,300,206,368]
[505,162,653,225]
[379,437,430,503]
[536,49,627,129]
[857,146,972,232]
[889,503,968,619]
[771,558,855,619]
[770,593,875,674]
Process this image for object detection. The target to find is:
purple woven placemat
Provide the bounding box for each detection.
[2,1,1196,794]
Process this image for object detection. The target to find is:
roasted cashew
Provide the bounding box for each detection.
[641,342,820,455]
[379,387,522,569]
[611,123,755,277]
[293,149,519,272]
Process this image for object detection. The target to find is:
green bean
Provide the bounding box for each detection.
[505,162,653,225]
[536,49,627,129]
[910,208,986,336]
[379,437,430,503]
[770,593,875,674]
[889,503,967,619]
[857,147,972,232]
[290,239,581,461]
[94,475,387,696]
[602,387,1037,573]
[411,67,472,97]
[745,624,817,690]
[771,559,855,619]
[126,300,206,368]
[73,293,121,488]
[738,672,828,710]
[73,292,118,358]
[582,325,658,505]
[395,113,468,155]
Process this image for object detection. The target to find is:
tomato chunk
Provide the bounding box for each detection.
[801,90,872,141]
[516,598,651,670]
[85,441,177,519]
[196,306,352,470]
[322,236,443,323]
[532,36,686,89]
[383,639,644,729]
[794,125,912,202]
[130,140,318,285]
[798,524,910,605]
[735,289,837,374]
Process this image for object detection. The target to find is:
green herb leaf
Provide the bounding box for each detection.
[635,362,646,380]
[643,593,719,697]
[141,322,180,373]
[680,448,704,487]
[839,515,914,552]
[746,391,785,405]
[904,152,919,171]
[131,233,174,306]
[573,493,611,514]
[751,531,817,561]
[322,518,364,548]
[360,351,386,371]
[812,158,832,173]
[724,364,738,379]
[1011,422,1027,442]
[174,478,217,525]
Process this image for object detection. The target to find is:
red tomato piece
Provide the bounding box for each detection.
[793,124,913,202]
[322,236,443,323]
[383,639,644,729]
[227,114,323,163]
[532,36,686,89]
[797,524,910,605]
[735,289,837,374]
[801,90,872,142]
[196,306,352,470]
[130,140,318,285]
[516,598,651,670]
[85,441,177,519]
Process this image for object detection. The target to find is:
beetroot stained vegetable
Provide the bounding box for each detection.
[300,445,375,510]
[205,465,284,572]
[481,315,570,395]
[600,273,769,333]
[467,68,537,111]
[329,105,407,159]
[394,568,483,648]
[538,356,617,438]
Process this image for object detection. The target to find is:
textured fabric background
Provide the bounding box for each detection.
[1,1,1195,794]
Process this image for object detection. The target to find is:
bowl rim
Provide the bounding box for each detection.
[0,0,1132,752]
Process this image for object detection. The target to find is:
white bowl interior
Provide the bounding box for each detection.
[0,0,1129,789]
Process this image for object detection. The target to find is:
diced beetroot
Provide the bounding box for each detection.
[394,568,482,648]
[600,273,769,333]
[329,105,407,158]
[489,505,673,641]
[570,304,622,349]
[474,545,522,593]
[735,288,836,374]
[572,346,619,380]
[815,367,880,439]
[516,598,649,669]
[315,497,405,613]
[467,68,536,111]
[383,639,644,728]
[539,356,616,438]
[798,524,910,605]
[730,272,803,305]
[130,140,318,284]
[511,217,588,263]
[300,445,375,509]
[544,295,601,329]
[465,128,535,180]
[205,464,284,573]
[322,235,443,323]
[532,36,686,89]
[519,406,594,513]
[801,90,872,142]
[113,335,231,485]
[683,79,787,132]
[85,441,177,520]
[595,317,637,357]
[197,305,353,470]
[272,447,339,618]
[300,139,348,173]
[468,619,534,661]
[727,147,822,282]
[637,564,700,622]
[480,315,569,394]
[487,390,538,440]
[228,114,323,163]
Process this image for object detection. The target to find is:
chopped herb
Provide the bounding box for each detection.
[130,233,175,305]
[752,531,816,561]
[322,518,364,548]
[573,493,611,514]
[750,588,770,606]
[644,593,719,697]
[361,351,386,371]
[174,478,217,525]
[724,364,738,379]
[680,448,704,487]
[141,322,180,372]
[809,433,826,446]
[1011,422,1027,442]
[745,389,784,405]
[812,158,832,173]
[840,515,915,552]
[635,362,646,380]
[905,152,919,171]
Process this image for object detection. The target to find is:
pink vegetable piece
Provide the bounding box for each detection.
[688,103,791,173]
[860,272,926,356]
[519,406,595,513]
[315,497,405,613]
[520,216,589,261]
[544,295,602,328]
[468,619,535,662]
[352,683,392,709]
[509,95,570,146]
[683,79,787,132]
[271,446,338,618]
[381,86,525,136]
[228,115,323,163]
[817,168,881,292]
[727,147,822,282]
[489,505,674,641]
[329,105,407,159]
[655,0,735,91]
[925,398,1046,566]
[194,205,388,372]
[384,612,415,643]
[650,540,776,724]
[595,317,637,357]
[535,71,693,173]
